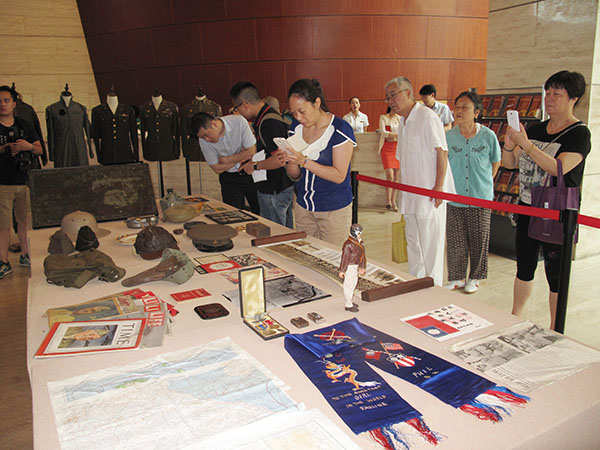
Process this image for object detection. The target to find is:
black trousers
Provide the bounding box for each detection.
[219,171,259,214]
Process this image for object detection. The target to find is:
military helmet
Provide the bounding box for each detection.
[61,210,110,242]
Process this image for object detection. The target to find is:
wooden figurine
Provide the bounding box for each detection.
[338,224,366,312]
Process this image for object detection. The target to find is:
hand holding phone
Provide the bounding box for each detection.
[506,110,520,132]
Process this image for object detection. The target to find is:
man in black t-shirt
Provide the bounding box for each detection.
[229,82,294,227]
[0,85,43,278]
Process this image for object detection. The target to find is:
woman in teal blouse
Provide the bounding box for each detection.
[445,92,501,293]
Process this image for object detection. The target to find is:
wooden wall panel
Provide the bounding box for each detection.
[172,0,226,24]
[285,60,344,103]
[77,0,129,35]
[342,60,398,101]
[426,18,488,60]
[152,24,202,67]
[201,20,256,63]
[79,2,488,113]
[255,17,313,61]
[125,0,173,29]
[226,0,283,19]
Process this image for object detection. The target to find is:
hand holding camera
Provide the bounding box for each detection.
[8,139,33,156]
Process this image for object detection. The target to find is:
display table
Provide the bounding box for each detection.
[27,199,600,449]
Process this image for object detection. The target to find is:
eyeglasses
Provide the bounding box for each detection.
[232,101,244,112]
[385,88,408,102]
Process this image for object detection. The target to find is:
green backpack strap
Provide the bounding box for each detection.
[257,112,290,149]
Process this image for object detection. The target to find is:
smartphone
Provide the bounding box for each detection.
[506,110,520,131]
[273,137,295,155]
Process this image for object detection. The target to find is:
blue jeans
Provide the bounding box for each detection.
[257,185,294,228]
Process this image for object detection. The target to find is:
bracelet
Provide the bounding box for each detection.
[503,146,515,152]
[527,143,537,154]
[300,157,308,168]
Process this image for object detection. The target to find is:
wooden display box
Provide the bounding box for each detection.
[239,267,288,340]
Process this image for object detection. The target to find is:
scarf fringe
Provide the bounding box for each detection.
[366,417,441,450]
[460,386,531,423]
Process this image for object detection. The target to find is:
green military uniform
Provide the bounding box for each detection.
[180,97,222,161]
[46,97,93,167]
[91,103,139,164]
[139,100,180,161]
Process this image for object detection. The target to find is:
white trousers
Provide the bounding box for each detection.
[343,264,359,307]
[404,206,446,286]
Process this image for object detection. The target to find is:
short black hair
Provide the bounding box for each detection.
[190,112,215,135]
[419,84,437,97]
[0,85,18,102]
[287,79,330,112]
[454,91,483,122]
[349,97,359,104]
[229,81,261,103]
[544,71,586,106]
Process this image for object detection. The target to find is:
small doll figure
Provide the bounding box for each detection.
[338,224,366,312]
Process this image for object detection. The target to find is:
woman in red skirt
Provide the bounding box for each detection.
[378,107,401,211]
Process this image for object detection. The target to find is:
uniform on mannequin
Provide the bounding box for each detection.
[45,83,93,167]
[90,88,139,164]
[107,94,118,115]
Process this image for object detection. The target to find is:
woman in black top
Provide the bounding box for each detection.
[502,71,591,329]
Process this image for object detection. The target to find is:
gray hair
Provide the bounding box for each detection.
[385,76,414,100]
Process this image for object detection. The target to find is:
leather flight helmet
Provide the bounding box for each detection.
[134,225,179,260]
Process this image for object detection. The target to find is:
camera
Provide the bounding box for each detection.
[13,150,35,171]
[7,130,35,171]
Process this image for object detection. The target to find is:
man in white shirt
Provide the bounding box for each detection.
[385,77,455,286]
[191,112,259,213]
[419,84,453,132]
[342,97,369,133]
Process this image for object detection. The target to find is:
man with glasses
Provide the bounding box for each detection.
[384,77,455,286]
[191,112,259,214]
[229,82,294,227]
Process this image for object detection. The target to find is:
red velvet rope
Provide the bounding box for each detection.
[355,174,600,230]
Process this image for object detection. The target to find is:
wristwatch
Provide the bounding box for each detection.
[253,162,258,171]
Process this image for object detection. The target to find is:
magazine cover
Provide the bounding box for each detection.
[34,318,146,358]
[46,289,145,327]
[124,292,169,348]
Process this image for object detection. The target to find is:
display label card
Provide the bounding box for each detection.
[171,288,211,302]
[401,304,493,341]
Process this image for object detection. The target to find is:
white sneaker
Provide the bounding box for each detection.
[464,279,480,294]
[444,280,466,290]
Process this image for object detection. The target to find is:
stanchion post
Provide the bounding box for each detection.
[554,208,578,334]
[185,159,192,195]
[351,171,358,224]
[158,161,165,198]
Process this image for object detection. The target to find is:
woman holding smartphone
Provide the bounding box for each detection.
[278,79,355,247]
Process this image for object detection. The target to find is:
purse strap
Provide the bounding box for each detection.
[540,121,585,188]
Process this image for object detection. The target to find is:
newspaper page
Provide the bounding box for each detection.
[401,304,493,341]
[448,321,600,392]
[263,239,405,292]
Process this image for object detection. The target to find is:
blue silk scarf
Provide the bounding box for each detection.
[285,318,529,449]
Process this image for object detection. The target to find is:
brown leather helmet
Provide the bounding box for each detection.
[134,225,179,260]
